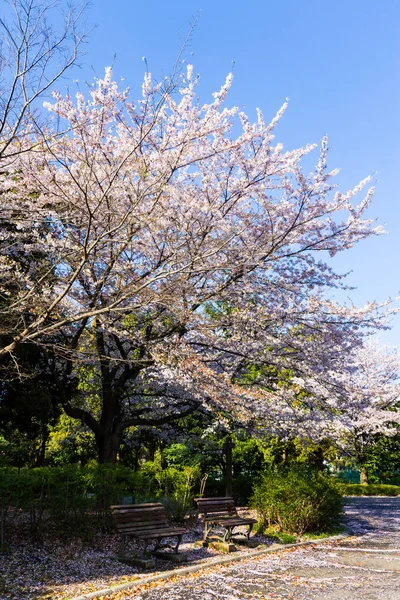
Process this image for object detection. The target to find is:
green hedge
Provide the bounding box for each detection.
[0,463,200,542]
[250,470,343,535]
[338,483,400,496]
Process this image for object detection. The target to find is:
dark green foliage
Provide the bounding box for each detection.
[0,346,62,468]
[251,470,343,535]
[331,434,400,486]
[0,462,200,543]
[0,465,133,542]
[337,483,400,496]
[139,458,201,521]
[361,435,400,485]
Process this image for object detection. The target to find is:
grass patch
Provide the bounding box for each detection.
[265,531,297,544]
[254,523,297,544]
[301,525,347,540]
[338,483,400,496]
[256,523,346,544]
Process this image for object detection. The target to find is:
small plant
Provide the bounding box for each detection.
[160,465,201,522]
[251,469,343,535]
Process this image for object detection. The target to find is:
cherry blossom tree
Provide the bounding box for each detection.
[334,342,400,483]
[0,65,392,461]
[0,0,86,380]
[0,0,86,161]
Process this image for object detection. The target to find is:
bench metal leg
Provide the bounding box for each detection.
[142,539,149,557]
[120,534,127,556]
[203,522,212,542]
[222,527,233,542]
[173,534,183,554]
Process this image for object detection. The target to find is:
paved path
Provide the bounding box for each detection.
[120,497,400,600]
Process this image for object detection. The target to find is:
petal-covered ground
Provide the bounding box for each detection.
[104,497,400,600]
[0,510,272,599]
[2,498,400,600]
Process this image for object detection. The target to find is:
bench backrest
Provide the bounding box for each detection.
[110,502,169,534]
[194,496,238,518]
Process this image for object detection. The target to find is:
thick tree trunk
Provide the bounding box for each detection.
[360,466,369,485]
[96,429,122,463]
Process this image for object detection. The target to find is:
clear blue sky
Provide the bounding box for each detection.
[72,0,399,345]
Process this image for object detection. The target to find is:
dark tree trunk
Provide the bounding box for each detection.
[96,391,123,463]
[314,446,325,472]
[159,441,167,470]
[132,447,140,471]
[224,435,233,498]
[147,438,157,462]
[35,427,49,466]
[96,431,122,463]
[49,317,200,465]
[355,434,368,485]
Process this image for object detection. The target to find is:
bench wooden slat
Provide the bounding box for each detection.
[110,502,187,559]
[194,496,255,544]
[115,525,169,534]
[135,528,187,538]
[111,503,165,509]
[116,524,176,534]
[111,506,166,513]
[114,513,167,524]
[204,517,257,525]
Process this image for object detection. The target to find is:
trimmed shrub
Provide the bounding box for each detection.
[338,483,400,496]
[0,465,140,541]
[0,462,202,541]
[250,470,342,535]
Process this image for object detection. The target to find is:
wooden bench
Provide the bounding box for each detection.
[194,496,256,544]
[110,502,187,561]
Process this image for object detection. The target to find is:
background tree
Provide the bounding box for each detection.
[334,342,400,484]
[361,433,400,484]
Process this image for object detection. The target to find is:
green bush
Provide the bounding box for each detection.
[0,461,201,542]
[250,470,342,535]
[0,465,140,541]
[338,483,400,496]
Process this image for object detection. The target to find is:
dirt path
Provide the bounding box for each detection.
[113,497,400,600]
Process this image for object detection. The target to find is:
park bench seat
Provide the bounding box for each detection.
[194,496,256,543]
[110,502,187,558]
